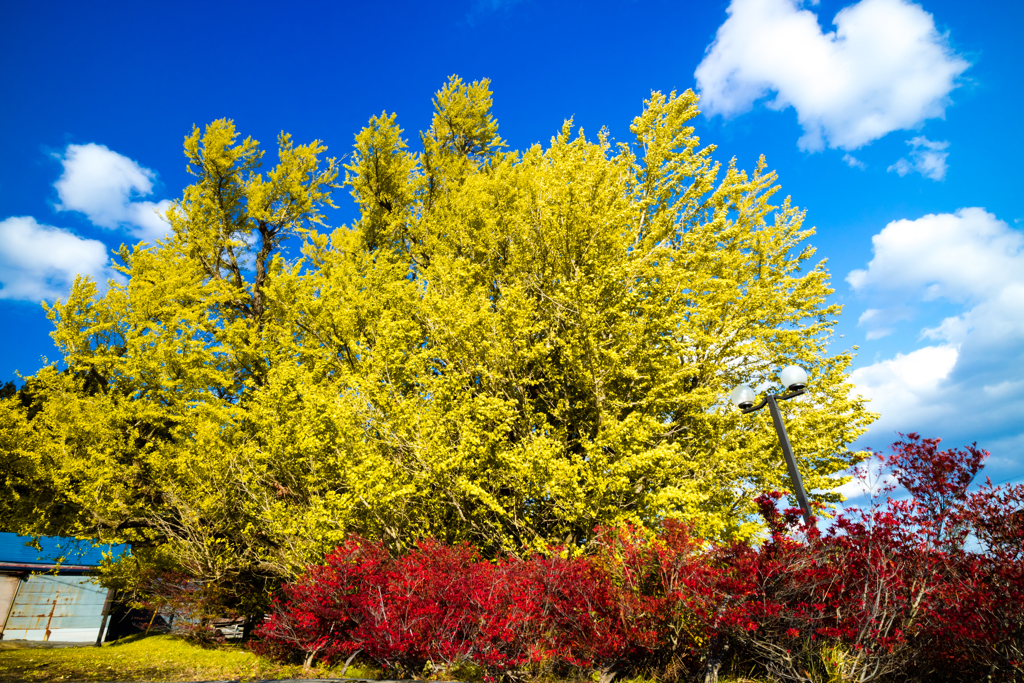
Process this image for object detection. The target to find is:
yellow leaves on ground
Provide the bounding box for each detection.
[0,634,348,682]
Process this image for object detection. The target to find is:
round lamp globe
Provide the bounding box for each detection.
[780,365,808,392]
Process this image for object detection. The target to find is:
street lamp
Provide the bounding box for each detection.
[731,365,813,526]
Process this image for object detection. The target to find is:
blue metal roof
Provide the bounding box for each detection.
[0,533,128,567]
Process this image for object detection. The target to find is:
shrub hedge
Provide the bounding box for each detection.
[251,435,1023,682]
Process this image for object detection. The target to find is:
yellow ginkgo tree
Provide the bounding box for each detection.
[0,77,873,610]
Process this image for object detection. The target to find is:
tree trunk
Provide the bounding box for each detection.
[241,613,260,642]
[702,638,729,683]
[340,649,363,678]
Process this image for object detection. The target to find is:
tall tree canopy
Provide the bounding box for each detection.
[1,77,873,607]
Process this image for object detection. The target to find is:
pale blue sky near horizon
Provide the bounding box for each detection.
[1,0,1022,490]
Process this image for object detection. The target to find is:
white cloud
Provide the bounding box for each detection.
[921,283,1024,356]
[843,153,867,169]
[857,309,881,326]
[830,461,898,502]
[857,306,912,340]
[847,208,1024,480]
[847,208,1022,300]
[859,309,891,339]
[55,143,172,242]
[851,344,958,430]
[0,216,119,302]
[887,135,949,180]
[695,0,970,151]
[123,202,174,241]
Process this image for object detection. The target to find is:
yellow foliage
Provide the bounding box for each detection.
[1,78,873,605]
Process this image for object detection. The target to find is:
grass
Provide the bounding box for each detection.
[0,633,377,682]
[0,635,768,683]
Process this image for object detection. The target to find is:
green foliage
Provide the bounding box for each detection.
[0,78,873,607]
[0,381,16,400]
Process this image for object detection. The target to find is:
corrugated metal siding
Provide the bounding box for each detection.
[1,574,107,642]
[0,575,20,631]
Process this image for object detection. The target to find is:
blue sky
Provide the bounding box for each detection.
[2,0,1022,488]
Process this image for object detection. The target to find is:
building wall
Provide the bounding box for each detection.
[1,574,108,642]
[0,575,20,632]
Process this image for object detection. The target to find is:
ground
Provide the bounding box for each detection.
[0,635,766,683]
[0,634,364,682]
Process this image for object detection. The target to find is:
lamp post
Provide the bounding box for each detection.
[730,365,814,526]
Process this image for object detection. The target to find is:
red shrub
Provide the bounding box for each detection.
[918,480,1024,679]
[721,435,1022,682]
[252,435,1023,683]
[253,537,495,673]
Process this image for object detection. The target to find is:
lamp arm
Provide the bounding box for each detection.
[741,387,802,413]
[776,387,806,401]
[741,397,769,414]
